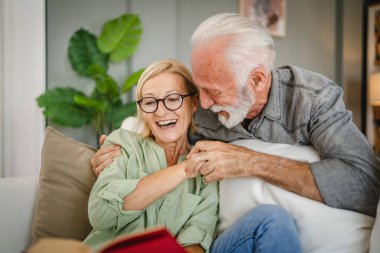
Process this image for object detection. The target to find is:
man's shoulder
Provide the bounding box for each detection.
[263,65,346,138]
[274,65,340,94]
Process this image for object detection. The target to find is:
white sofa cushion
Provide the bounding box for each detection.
[0,176,39,253]
[219,139,374,253]
[370,197,380,253]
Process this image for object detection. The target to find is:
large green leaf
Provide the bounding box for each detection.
[37,87,93,127]
[74,94,107,112]
[107,101,137,130]
[122,68,145,93]
[87,64,120,101]
[43,103,93,127]
[97,14,142,62]
[37,87,81,107]
[68,28,109,76]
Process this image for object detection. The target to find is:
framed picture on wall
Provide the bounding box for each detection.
[239,0,286,37]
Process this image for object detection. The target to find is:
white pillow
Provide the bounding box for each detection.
[121,116,143,133]
[370,198,380,253]
[219,139,374,253]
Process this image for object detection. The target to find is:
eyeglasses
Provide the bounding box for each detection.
[137,92,196,113]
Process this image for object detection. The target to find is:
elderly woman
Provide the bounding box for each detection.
[83,59,218,253]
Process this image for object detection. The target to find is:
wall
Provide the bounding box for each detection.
[0,0,3,177]
[47,0,361,146]
[275,0,336,80]
[0,0,45,177]
[343,0,363,129]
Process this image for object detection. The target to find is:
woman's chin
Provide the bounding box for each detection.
[153,129,185,144]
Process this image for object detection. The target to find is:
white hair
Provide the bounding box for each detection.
[191,13,276,88]
[210,85,255,128]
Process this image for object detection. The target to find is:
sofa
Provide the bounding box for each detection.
[0,119,379,253]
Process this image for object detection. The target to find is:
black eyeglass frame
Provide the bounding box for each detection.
[137,92,197,113]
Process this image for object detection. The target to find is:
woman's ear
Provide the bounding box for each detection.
[192,96,198,114]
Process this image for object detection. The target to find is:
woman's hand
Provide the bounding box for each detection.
[90,135,121,177]
[183,155,206,178]
[184,245,205,253]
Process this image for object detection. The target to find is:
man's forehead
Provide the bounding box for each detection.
[191,48,212,66]
[192,48,223,72]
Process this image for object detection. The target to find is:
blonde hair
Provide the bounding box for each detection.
[135,59,198,139]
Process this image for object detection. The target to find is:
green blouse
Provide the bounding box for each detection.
[83,129,219,251]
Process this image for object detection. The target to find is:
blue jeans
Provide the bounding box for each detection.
[210,204,302,253]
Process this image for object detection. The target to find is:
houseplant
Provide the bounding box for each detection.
[37,13,144,142]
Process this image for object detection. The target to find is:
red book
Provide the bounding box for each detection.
[100,227,187,253]
[26,227,187,253]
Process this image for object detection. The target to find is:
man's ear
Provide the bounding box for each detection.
[248,67,269,92]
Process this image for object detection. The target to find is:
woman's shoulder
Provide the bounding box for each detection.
[104,129,148,149]
[105,129,163,162]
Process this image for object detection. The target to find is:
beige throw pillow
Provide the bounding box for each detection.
[32,126,97,244]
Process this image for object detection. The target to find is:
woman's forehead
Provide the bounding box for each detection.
[142,72,187,95]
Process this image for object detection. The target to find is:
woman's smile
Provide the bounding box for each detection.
[156,119,178,128]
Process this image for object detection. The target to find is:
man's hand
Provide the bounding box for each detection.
[187,141,254,182]
[90,135,121,177]
[187,140,324,202]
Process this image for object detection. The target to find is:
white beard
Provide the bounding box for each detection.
[210,86,255,129]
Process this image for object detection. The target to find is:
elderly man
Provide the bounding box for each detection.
[91,13,380,253]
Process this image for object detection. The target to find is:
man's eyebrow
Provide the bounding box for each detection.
[200,85,218,91]
[203,87,221,93]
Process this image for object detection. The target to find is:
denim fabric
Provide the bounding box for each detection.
[191,65,380,216]
[210,204,302,253]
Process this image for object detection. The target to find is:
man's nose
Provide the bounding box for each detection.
[199,90,214,109]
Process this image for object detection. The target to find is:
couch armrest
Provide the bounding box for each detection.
[0,176,39,253]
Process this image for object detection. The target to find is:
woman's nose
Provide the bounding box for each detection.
[154,101,169,116]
